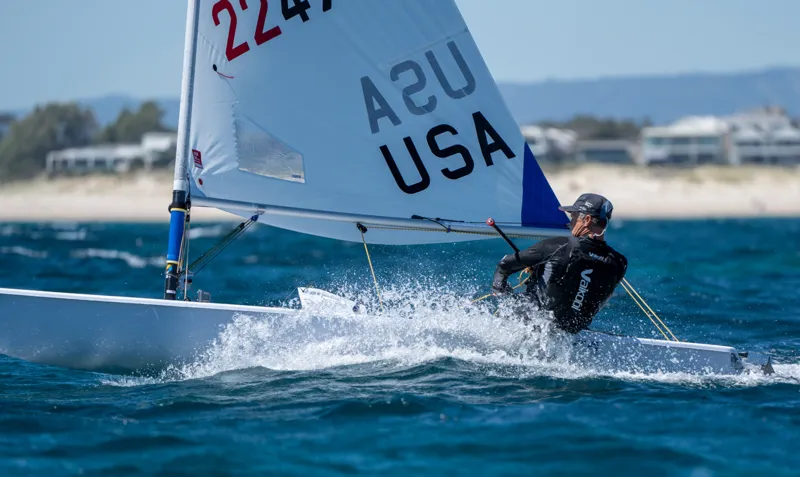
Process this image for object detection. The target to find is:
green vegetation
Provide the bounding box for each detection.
[0,103,98,182]
[538,114,652,140]
[95,101,172,144]
[0,113,15,142]
[0,101,173,182]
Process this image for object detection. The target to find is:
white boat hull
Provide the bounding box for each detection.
[0,287,293,372]
[0,287,770,375]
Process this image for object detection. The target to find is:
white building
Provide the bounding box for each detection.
[520,125,578,162]
[725,107,800,165]
[641,107,800,166]
[640,116,729,165]
[46,132,177,176]
[573,139,637,164]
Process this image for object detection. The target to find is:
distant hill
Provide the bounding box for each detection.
[7,66,800,127]
[499,66,800,124]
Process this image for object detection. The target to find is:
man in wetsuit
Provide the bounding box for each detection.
[492,193,627,334]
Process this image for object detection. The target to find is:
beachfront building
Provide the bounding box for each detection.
[640,116,729,166]
[725,107,800,165]
[520,125,577,162]
[640,107,800,166]
[46,132,177,176]
[573,139,637,164]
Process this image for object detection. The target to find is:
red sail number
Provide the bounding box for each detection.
[212,0,283,61]
[212,0,332,61]
[212,0,251,61]
[255,0,282,45]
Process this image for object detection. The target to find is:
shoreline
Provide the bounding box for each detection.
[1,165,798,223]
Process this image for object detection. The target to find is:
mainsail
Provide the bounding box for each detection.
[178,0,568,244]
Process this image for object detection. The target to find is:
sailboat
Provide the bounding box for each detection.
[0,0,772,375]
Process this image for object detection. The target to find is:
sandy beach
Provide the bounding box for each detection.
[0,165,798,223]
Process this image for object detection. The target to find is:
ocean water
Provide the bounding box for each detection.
[0,218,799,476]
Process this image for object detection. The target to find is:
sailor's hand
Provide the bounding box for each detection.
[492,282,512,296]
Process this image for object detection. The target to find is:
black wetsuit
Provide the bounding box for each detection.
[492,236,628,333]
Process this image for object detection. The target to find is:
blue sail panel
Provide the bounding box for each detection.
[521,143,570,230]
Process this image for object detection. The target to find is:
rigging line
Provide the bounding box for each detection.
[472,274,676,342]
[411,215,560,227]
[619,280,668,340]
[182,210,192,300]
[471,268,532,303]
[175,208,190,299]
[410,215,452,232]
[622,278,679,341]
[185,215,259,276]
[179,174,193,300]
[190,224,250,274]
[357,223,383,312]
[176,215,188,275]
[619,279,671,341]
[410,214,466,223]
[362,223,549,240]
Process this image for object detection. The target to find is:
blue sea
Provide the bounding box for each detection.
[0,218,798,476]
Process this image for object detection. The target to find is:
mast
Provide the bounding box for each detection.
[164,0,201,300]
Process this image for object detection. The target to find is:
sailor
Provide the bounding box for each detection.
[492,193,628,334]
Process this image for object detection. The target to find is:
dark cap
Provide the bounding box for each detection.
[558,193,614,221]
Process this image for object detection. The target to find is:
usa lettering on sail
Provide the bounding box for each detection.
[361,41,515,195]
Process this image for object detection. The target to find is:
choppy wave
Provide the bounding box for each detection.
[3,220,799,475]
[0,246,48,259]
[0,225,20,237]
[187,225,227,239]
[54,229,88,241]
[0,224,89,241]
[70,248,161,268]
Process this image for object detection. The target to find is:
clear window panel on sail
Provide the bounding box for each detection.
[233,105,306,183]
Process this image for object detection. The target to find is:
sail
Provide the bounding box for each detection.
[184,0,568,244]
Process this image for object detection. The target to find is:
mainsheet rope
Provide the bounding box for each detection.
[357,223,384,312]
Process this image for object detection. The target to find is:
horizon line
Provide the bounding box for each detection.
[4,63,800,113]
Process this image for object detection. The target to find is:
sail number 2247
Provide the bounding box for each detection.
[212,0,332,62]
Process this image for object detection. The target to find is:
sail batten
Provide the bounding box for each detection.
[185,0,568,244]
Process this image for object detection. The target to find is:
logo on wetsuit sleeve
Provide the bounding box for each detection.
[571,269,593,312]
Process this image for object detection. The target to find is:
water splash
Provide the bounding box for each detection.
[117,282,800,388]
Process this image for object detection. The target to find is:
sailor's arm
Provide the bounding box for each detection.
[600,254,629,309]
[491,243,552,294]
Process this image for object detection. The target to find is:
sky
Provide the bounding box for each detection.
[0,0,798,110]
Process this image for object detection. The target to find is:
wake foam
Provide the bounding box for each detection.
[130,283,800,388]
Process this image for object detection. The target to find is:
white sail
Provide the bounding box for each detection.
[185,0,568,244]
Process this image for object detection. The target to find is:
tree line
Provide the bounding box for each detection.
[536,114,652,140]
[0,104,650,183]
[0,101,172,182]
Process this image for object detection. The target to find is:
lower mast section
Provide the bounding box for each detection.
[164,189,188,300]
